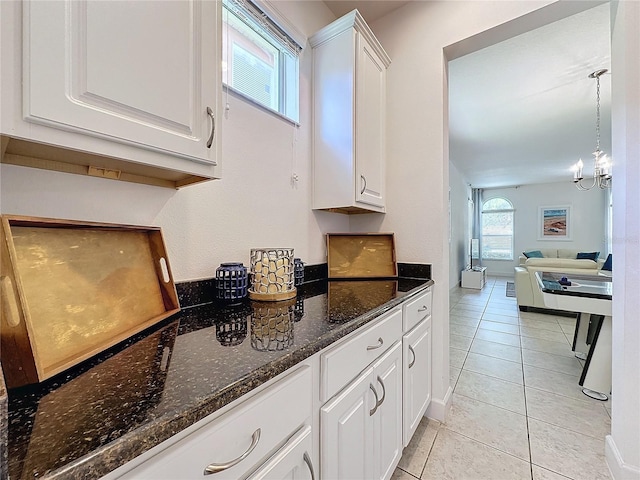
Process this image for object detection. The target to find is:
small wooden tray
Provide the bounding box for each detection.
[0,215,180,388]
[327,233,397,279]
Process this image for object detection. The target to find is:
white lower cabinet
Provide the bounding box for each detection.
[248,425,315,480]
[104,366,313,480]
[402,317,432,446]
[99,286,434,480]
[321,342,402,480]
[372,343,403,480]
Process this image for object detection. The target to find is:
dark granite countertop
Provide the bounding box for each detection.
[5,277,433,480]
[535,271,612,300]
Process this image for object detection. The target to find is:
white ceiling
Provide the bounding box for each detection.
[322,1,612,189]
[323,0,410,22]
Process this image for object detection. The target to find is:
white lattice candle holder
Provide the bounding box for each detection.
[248,248,296,301]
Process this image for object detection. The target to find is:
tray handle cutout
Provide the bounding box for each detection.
[159,257,171,284]
[1,276,21,327]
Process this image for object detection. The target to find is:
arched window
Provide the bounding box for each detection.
[481,197,514,260]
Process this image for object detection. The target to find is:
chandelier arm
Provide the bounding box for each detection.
[575,177,597,191]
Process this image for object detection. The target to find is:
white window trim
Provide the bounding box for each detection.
[224,84,300,126]
[481,199,515,261]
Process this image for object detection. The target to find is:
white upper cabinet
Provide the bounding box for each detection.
[0,0,222,187]
[310,10,390,214]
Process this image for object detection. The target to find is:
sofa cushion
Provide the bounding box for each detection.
[523,250,544,258]
[557,249,577,259]
[524,257,598,269]
[577,251,600,261]
[602,254,612,271]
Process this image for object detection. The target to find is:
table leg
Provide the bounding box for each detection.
[572,312,590,360]
[579,315,612,401]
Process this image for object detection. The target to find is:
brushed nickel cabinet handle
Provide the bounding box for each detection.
[303,452,316,480]
[408,345,416,369]
[203,428,260,475]
[417,305,429,313]
[369,384,379,416]
[360,175,367,194]
[376,375,386,408]
[206,106,216,148]
[367,337,384,351]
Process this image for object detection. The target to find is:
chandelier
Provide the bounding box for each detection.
[572,69,611,190]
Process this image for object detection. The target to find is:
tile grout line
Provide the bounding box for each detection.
[418,424,442,479]
[520,318,535,479]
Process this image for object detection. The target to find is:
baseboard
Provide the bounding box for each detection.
[606,435,640,479]
[425,385,453,422]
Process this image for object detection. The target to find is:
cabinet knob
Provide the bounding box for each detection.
[206,106,216,149]
[366,337,384,351]
[369,383,379,416]
[303,452,316,480]
[408,345,416,369]
[203,428,260,475]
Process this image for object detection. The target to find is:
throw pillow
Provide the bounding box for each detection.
[602,253,612,271]
[576,251,600,261]
[523,250,544,259]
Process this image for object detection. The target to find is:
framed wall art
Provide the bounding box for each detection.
[538,205,571,240]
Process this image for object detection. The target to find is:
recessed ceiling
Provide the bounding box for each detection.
[448,3,611,188]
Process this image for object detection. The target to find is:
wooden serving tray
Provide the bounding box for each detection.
[0,215,180,388]
[327,233,397,279]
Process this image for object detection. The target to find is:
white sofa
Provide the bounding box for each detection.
[514,249,605,311]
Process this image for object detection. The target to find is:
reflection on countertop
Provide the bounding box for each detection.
[6,277,432,480]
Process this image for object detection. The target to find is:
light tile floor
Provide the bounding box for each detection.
[394,276,612,480]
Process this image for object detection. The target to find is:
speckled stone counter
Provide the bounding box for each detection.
[5,276,433,480]
[1,365,8,480]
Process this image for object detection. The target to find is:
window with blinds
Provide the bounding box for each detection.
[222,0,301,122]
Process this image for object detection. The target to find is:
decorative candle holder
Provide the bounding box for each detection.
[248,248,296,301]
[215,262,248,303]
[294,258,305,286]
[250,300,295,351]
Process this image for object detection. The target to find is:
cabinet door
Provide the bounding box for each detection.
[24,0,220,164]
[355,33,386,209]
[321,366,375,480]
[402,318,432,446]
[248,425,315,480]
[372,342,403,480]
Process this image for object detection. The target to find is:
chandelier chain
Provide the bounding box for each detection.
[595,74,601,153]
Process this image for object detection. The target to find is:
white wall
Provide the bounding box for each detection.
[607,1,640,477]
[481,182,607,276]
[448,162,471,289]
[0,1,344,282]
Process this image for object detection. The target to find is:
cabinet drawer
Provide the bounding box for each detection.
[402,287,432,332]
[115,366,312,480]
[247,425,314,480]
[321,308,402,402]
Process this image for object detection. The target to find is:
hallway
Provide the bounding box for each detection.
[393,277,612,479]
